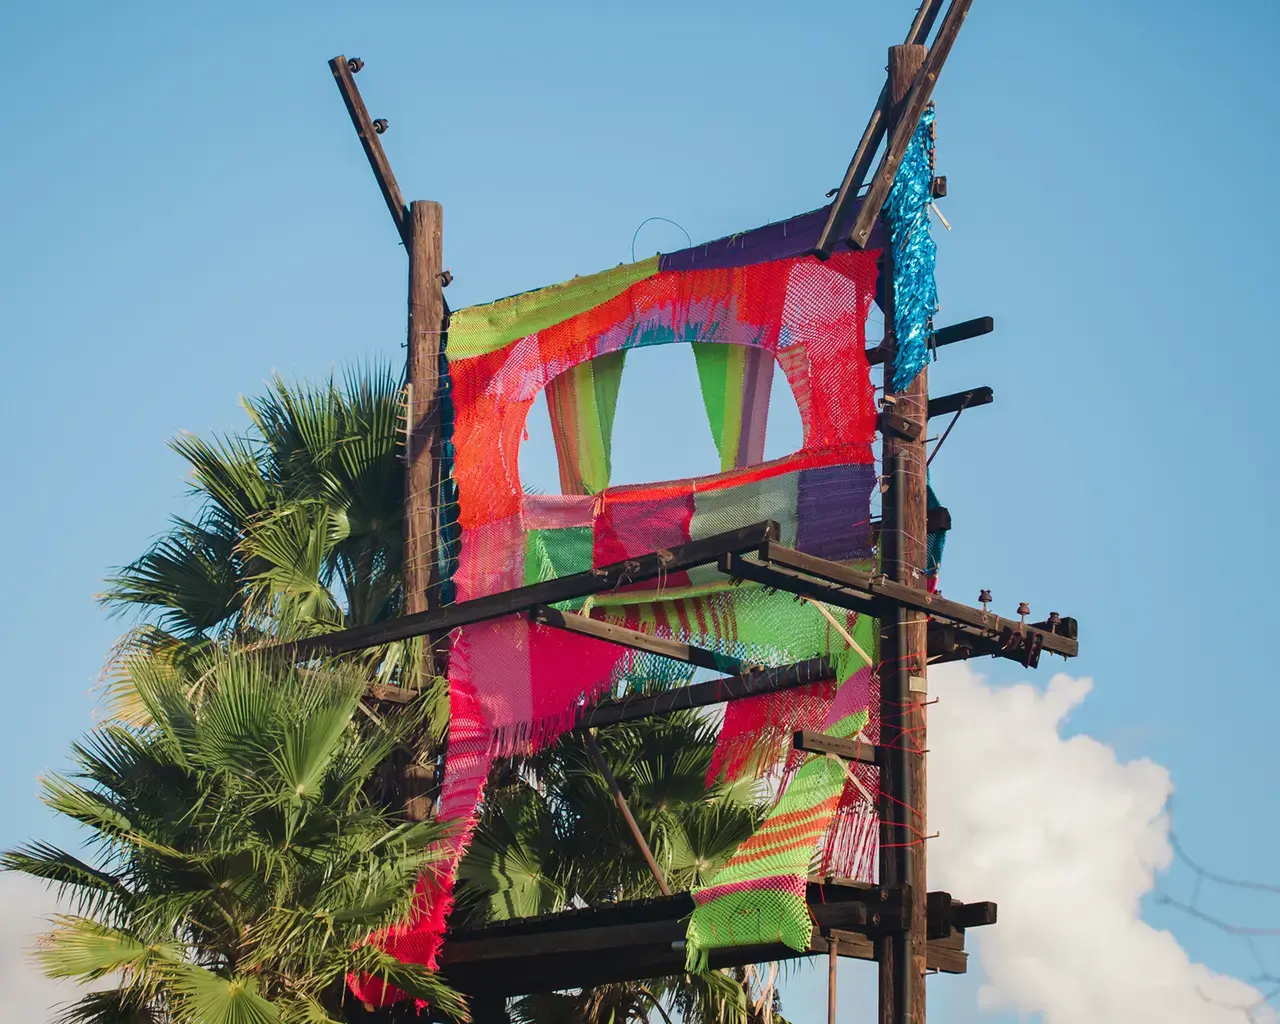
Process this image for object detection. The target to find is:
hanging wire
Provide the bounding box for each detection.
[631,217,693,262]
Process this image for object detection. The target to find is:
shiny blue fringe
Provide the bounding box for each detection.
[887,108,938,393]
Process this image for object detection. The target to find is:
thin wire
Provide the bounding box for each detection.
[631,217,693,262]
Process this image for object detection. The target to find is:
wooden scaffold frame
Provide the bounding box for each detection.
[314,4,1075,1021]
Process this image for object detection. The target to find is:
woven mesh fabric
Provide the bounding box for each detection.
[685,639,878,970]
[355,242,882,1000]
[926,480,947,590]
[545,351,626,495]
[693,342,774,471]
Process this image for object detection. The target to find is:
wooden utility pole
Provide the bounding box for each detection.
[327,58,449,821]
[879,41,930,1024]
[404,200,446,625]
[400,201,446,822]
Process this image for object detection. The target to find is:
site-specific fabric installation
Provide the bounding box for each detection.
[886,108,939,393]
[351,201,894,1005]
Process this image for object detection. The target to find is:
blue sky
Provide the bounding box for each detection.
[2,1,1278,1019]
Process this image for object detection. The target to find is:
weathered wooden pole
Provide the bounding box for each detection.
[827,935,839,1024]
[404,200,445,623]
[402,199,446,821]
[878,41,930,1024]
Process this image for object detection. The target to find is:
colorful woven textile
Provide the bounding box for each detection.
[685,632,878,970]
[353,204,888,1002]
[693,343,773,471]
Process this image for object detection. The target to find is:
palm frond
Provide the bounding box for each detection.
[35,915,183,982]
[166,964,280,1024]
[53,987,163,1024]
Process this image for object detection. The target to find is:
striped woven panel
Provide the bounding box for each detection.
[685,635,877,970]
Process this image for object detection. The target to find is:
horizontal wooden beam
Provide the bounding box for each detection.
[328,56,409,245]
[794,729,881,765]
[723,552,1067,670]
[821,929,966,975]
[927,619,1072,669]
[758,542,1079,660]
[439,881,977,996]
[285,521,780,657]
[721,552,881,614]
[865,317,994,365]
[578,658,834,729]
[531,606,742,674]
[927,386,994,419]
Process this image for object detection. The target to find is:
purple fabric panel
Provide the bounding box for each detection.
[735,346,773,468]
[658,203,887,273]
[795,463,876,560]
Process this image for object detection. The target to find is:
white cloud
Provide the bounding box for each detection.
[928,663,1272,1022]
[0,873,76,1024]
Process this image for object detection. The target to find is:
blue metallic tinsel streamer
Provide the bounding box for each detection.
[886,108,938,393]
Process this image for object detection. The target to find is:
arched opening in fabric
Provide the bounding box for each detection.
[448,250,880,533]
[520,341,809,494]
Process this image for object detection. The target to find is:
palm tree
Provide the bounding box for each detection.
[102,364,407,658]
[92,367,792,1023]
[3,650,467,1024]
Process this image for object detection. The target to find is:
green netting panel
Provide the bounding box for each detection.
[545,351,626,495]
[693,343,774,472]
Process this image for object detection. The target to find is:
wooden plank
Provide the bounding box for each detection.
[285,521,780,656]
[865,316,994,365]
[954,900,998,928]
[848,0,976,250]
[723,553,1062,670]
[327,56,409,243]
[578,658,834,728]
[878,409,924,441]
[757,542,1079,658]
[366,683,416,704]
[719,552,881,616]
[795,730,881,765]
[927,386,994,419]
[532,606,742,673]
[814,0,950,257]
[438,881,982,995]
[825,930,967,976]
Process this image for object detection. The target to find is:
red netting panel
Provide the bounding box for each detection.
[705,679,836,786]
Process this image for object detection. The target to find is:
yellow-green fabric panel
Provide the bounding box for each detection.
[449,256,661,360]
